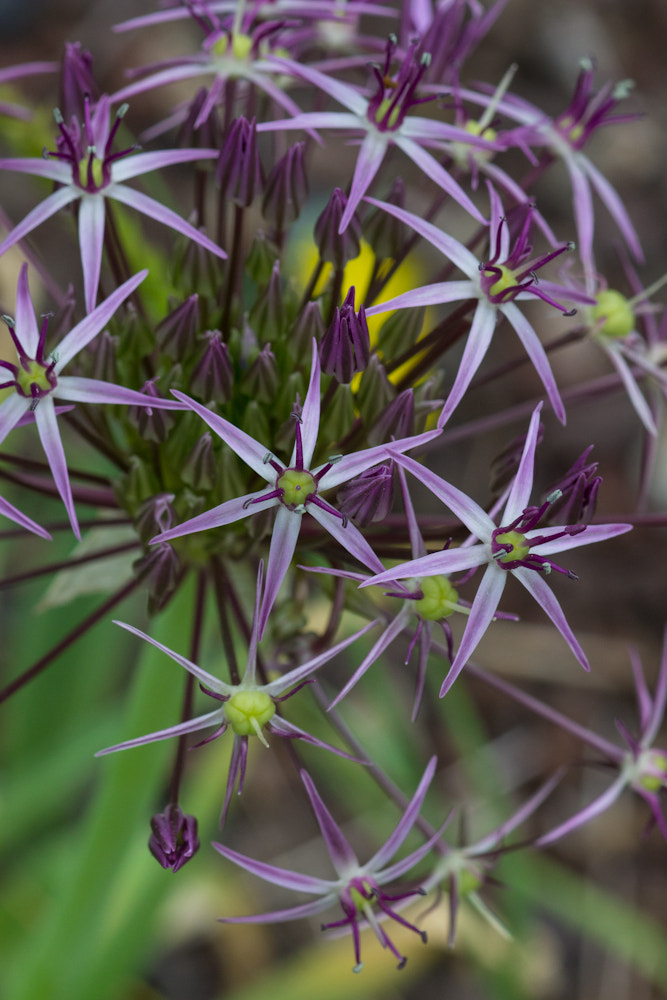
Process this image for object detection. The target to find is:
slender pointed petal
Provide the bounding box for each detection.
[0,157,71,182]
[500,302,566,423]
[644,629,667,745]
[264,619,378,697]
[318,428,441,491]
[367,757,437,871]
[339,130,388,233]
[112,620,230,692]
[389,452,494,538]
[213,839,336,895]
[440,564,507,696]
[14,263,40,355]
[77,195,106,312]
[296,339,321,468]
[366,280,475,316]
[259,505,302,637]
[502,404,542,522]
[328,609,410,710]
[301,770,359,874]
[0,393,31,447]
[217,897,335,925]
[362,544,488,589]
[56,270,148,368]
[269,716,363,762]
[530,522,631,557]
[395,134,486,223]
[308,501,385,574]
[266,55,369,117]
[111,147,219,183]
[34,398,79,539]
[512,566,589,669]
[604,344,657,434]
[364,196,479,275]
[536,772,627,846]
[0,494,51,539]
[56,375,185,408]
[107,184,226,259]
[0,186,80,258]
[584,156,643,262]
[95,707,225,755]
[438,300,497,428]
[151,490,278,544]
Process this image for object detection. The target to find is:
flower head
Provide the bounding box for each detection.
[214,758,440,972]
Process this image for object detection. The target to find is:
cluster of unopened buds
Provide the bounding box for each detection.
[1,0,665,982]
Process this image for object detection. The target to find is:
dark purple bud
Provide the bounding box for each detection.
[156,295,199,359]
[128,380,175,443]
[490,422,544,496]
[320,287,370,383]
[59,42,98,123]
[135,492,176,545]
[135,542,180,614]
[368,389,414,445]
[544,446,601,524]
[182,432,217,491]
[337,461,394,526]
[242,344,279,402]
[216,116,261,207]
[365,176,406,259]
[190,331,233,402]
[149,804,200,873]
[177,87,223,150]
[262,141,308,235]
[314,188,361,269]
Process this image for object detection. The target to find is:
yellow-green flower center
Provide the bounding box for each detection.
[638,752,667,792]
[211,32,253,60]
[415,575,460,621]
[494,529,530,564]
[15,360,55,398]
[373,96,402,130]
[487,264,518,299]
[277,468,317,509]
[590,289,635,340]
[77,155,105,190]
[458,867,483,896]
[225,690,275,737]
[348,880,374,913]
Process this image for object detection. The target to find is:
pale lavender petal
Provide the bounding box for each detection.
[483,161,558,244]
[112,63,212,103]
[247,70,321,139]
[440,564,506,697]
[473,770,564,853]
[377,822,447,885]
[56,270,148,368]
[307,502,385,575]
[265,619,378,697]
[389,452,494,539]
[500,302,566,424]
[256,111,361,133]
[269,716,362,762]
[529,521,632,557]
[78,194,107,312]
[14,263,40,355]
[395,135,486,224]
[365,280,476,316]
[535,773,627,847]
[328,609,410,710]
[487,182,510,260]
[502,403,542,523]
[301,770,359,875]
[512,566,589,670]
[629,646,653,737]
[584,156,643,262]
[170,391,274,480]
[113,619,228,692]
[603,343,656,434]
[339,130,388,234]
[56,375,185,408]
[362,545,488,588]
[0,186,80,258]
[111,148,219,183]
[0,392,31,447]
[643,630,667,746]
[0,495,51,539]
[34,398,79,539]
[107,184,226,259]
[213,840,337,896]
[565,157,596,288]
[295,339,320,468]
[266,55,368,117]
[259,505,302,637]
[397,462,426,559]
[0,157,71,183]
[438,300,497,428]
[152,490,277,544]
[364,196,479,275]
[317,428,441,491]
[366,757,437,872]
[95,708,225,755]
[217,897,335,925]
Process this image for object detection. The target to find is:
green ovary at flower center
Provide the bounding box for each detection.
[590,289,635,339]
[15,360,54,398]
[638,751,667,792]
[415,575,460,621]
[487,264,519,300]
[277,468,317,509]
[450,120,497,168]
[494,529,530,564]
[225,690,275,737]
[349,880,374,913]
[211,32,253,60]
[77,155,104,190]
[373,96,401,130]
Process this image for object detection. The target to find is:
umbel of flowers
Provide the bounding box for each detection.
[0,0,664,988]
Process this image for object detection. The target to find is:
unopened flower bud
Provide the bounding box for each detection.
[216,116,261,207]
[357,354,393,424]
[320,287,370,382]
[314,188,361,268]
[249,259,284,341]
[190,331,233,402]
[337,462,394,526]
[262,141,308,235]
[156,295,199,358]
[289,301,324,359]
[177,87,223,150]
[149,804,200,873]
[365,177,405,258]
[135,542,180,614]
[135,492,176,545]
[544,446,601,524]
[368,389,414,445]
[181,432,217,491]
[128,380,175,443]
[242,343,279,402]
[59,42,98,122]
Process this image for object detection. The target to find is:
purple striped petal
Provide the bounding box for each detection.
[438,300,497,428]
[307,501,385,575]
[56,270,147,368]
[0,494,51,539]
[113,619,229,692]
[362,544,487,588]
[301,769,359,875]
[0,186,80,258]
[395,134,486,224]
[34,398,79,538]
[0,392,31,447]
[213,839,336,895]
[500,302,566,424]
[295,339,320,468]
[111,147,219,184]
[152,490,278,544]
[56,375,185,408]
[502,403,542,523]
[512,566,589,670]
[389,452,494,539]
[529,521,631,557]
[14,263,40,355]
[318,428,441,492]
[339,130,388,234]
[366,280,475,317]
[78,195,106,312]
[440,563,507,696]
[264,619,378,698]
[95,707,225,756]
[364,197,479,276]
[328,609,410,710]
[366,757,437,871]
[0,156,71,183]
[259,505,302,637]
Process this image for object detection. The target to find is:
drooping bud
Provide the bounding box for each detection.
[135,542,180,614]
[181,432,217,491]
[135,492,176,546]
[320,287,370,383]
[59,42,98,123]
[314,188,361,269]
[190,331,233,402]
[128,380,175,443]
[156,295,199,359]
[357,354,394,425]
[216,116,261,207]
[337,461,394,526]
[242,343,279,402]
[365,177,405,259]
[262,141,308,237]
[149,804,200,873]
[368,389,414,445]
[177,87,223,151]
[544,446,601,524]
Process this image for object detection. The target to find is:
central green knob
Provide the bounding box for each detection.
[277,468,318,509]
